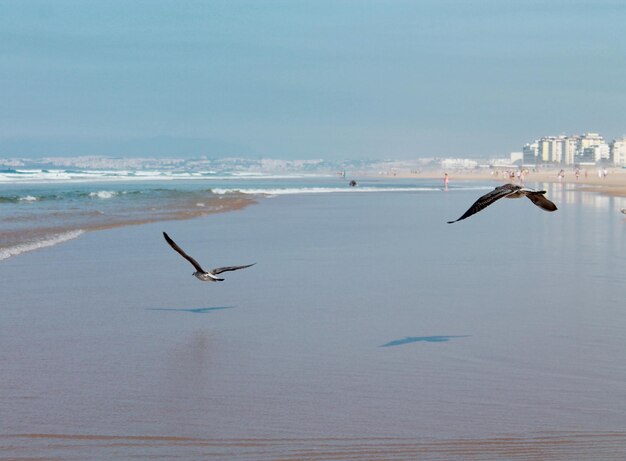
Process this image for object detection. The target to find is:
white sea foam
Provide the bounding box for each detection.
[210,186,440,196]
[229,172,323,179]
[0,230,85,261]
[0,169,318,183]
[89,191,117,199]
[18,195,39,201]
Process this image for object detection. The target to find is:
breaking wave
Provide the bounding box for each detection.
[88,191,117,199]
[0,168,316,183]
[210,186,441,196]
[0,230,85,261]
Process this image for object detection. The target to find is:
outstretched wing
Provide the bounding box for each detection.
[447,184,519,223]
[163,232,205,273]
[525,192,557,212]
[210,263,256,275]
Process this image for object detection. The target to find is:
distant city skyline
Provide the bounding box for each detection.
[1,0,625,159]
[522,132,626,166]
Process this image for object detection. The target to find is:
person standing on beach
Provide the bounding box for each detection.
[444,172,449,191]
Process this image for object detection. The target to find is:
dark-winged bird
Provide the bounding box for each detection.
[447,183,557,223]
[163,232,255,282]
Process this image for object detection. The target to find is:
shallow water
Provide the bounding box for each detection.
[1,182,625,459]
[0,175,454,260]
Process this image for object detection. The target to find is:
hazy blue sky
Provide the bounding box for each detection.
[1,0,625,159]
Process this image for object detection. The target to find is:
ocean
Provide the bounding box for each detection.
[1,173,626,459]
[0,168,484,261]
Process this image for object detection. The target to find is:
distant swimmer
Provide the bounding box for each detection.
[447,183,557,223]
[163,232,255,282]
[349,180,357,187]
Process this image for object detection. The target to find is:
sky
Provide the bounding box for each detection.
[1,0,625,160]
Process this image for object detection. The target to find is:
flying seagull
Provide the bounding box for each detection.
[447,183,557,223]
[163,232,255,282]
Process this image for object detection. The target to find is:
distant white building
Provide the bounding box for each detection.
[596,143,610,162]
[549,137,565,163]
[523,142,538,164]
[510,151,523,164]
[538,138,551,162]
[491,158,515,167]
[611,137,626,166]
[523,132,610,165]
[441,158,478,169]
[576,133,606,164]
[563,136,578,165]
[536,136,566,163]
[577,132,604,151]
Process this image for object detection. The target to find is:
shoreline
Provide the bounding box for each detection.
[0,195,257,261]
[3,169,624,262]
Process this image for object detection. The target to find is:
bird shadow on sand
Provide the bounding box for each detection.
[146,306,236,314]
[380,335,470,347]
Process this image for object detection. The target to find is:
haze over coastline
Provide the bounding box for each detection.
[2,1,625,159]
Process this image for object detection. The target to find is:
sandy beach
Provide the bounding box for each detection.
[5,0,626,457]
[378,166,626,197]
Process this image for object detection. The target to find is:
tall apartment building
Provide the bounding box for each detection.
[611,137,626,166]
[538,138,551,162]
[550,136,567,163]
[577,132,604,151]
[536,136,567,163]
[575,133,607,164]
[581,144,610,163]
[523,142,538,164]
[564,136,578,165]
[523,132,612,165]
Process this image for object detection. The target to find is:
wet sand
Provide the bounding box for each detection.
[0,194,256,255]
[1,186,626,459]
[3,432,626,460]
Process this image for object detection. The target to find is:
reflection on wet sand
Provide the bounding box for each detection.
[541,182,626,210]
[158,331,215,412]
[3,432,626,460]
